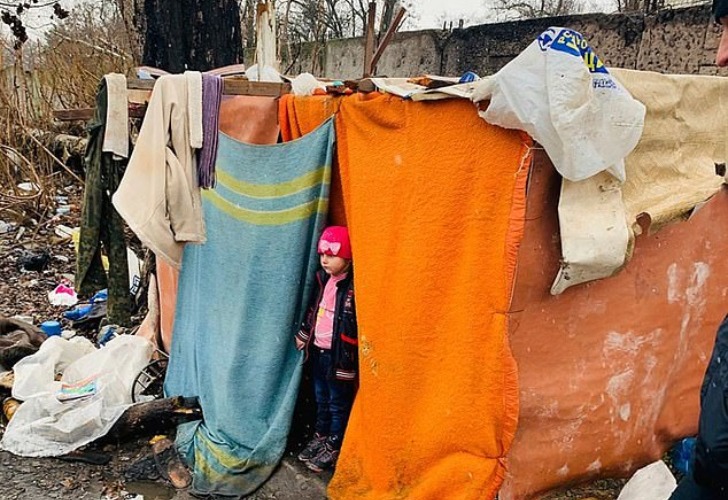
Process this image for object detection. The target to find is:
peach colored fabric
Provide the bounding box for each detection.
[501,153,728,499]
[153,96,280,354]
[330,94,529,499]
[157,258,178,353]
[279,94,347,226]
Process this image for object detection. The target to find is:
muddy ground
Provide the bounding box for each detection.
[0,184,646,499]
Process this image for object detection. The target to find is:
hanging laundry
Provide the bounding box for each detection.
[329,95,530,499]
[76,76,132,326]
[164,120,334,497]
[101,73,129,160]
[143,96,281,356]
[279,94,347,226]
[112,72,205,269]
[197,74,223,188]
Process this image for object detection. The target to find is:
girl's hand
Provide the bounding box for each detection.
[295,338,305,350]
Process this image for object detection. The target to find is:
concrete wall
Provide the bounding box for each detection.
[248,5,727,79]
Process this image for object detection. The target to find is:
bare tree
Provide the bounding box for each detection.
[493,0,583,19]
[0,1,69,48]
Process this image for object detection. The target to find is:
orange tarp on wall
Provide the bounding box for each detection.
[501,153,728,498]
[330,94,529,499]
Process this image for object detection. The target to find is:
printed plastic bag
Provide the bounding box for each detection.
[472,27,645,182]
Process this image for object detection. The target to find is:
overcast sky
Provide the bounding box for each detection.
[414,0,493,28]
[410,0,615,28]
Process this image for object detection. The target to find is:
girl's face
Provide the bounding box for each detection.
[320,254,350,276]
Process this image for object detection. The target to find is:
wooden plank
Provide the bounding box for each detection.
[363,2,377,78]
[126,77,291,96]
[370,6,407,75]
[54,78,290,121]
[53,108,95,121]
[53,105,147,121]
[222,78,290,96]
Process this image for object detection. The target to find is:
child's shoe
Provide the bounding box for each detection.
[297,433,327,463]
[305,439,339,472]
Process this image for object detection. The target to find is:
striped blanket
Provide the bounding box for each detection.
[164,119,334,496]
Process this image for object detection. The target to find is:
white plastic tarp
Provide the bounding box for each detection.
[1,335,153,457]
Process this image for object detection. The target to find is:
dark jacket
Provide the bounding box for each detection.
[693,314,728,493]
[714,0,728,23]
[296,269,358,381]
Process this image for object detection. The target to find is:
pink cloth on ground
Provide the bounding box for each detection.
[313,273,347,349]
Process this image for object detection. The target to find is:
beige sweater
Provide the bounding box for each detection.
[113,73,205,269]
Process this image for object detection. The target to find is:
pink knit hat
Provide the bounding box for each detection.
[318,226,352,259]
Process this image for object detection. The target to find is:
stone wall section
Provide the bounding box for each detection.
[249,5,728,79]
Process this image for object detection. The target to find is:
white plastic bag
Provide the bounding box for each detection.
[617,460,677,500]
[472,27,645,182]
[2,335,153,457]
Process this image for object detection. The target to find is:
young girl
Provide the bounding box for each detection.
[295,226,358,472]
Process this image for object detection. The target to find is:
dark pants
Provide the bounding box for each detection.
[312,348,354,448]
[670,472,726,499]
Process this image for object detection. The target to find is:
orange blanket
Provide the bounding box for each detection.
[279,94,347,226]
[330,94,529,499]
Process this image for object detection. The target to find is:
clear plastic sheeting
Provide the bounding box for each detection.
[1,335,153,457]
[473,27,645,183]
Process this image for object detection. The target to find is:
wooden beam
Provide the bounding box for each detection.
[53,105,147,121]
[370,5,407,75]
[363,2,377,79]
[126,78,291,96]
[54,79,291,121]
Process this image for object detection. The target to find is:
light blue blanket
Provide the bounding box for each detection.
[164,119,334,496]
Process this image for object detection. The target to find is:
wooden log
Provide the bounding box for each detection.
[105,396,202,441]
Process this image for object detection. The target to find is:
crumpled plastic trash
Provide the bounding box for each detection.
[48,283,78,307]
[291,73,327,96]
[617,460,677,500]
[245,64,282,83]
[63,289,107,321]
[17,250,50,272]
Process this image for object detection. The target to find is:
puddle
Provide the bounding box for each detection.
[124,480,176,499]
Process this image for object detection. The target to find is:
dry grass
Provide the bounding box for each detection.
[0,2,132,222]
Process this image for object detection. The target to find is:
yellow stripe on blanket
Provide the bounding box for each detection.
[216,167,330,199]
[202,188,330,225]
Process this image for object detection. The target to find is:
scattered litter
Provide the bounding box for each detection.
[2,397,20,421]
[98,324,120,346]
[57,376,98,402]
[64,304,93,321]
[11,315,33,325]
[0,371,13,390]
[15,226,25,240]
[48,282,78,306]
[17,250,49,272]
[40,320,62,337]
[128,248,142,295]
[0,221,12,234]
[16,182,40,192]
[617,460,676,500]
[61,329,77,340]
[54,225,76,239]
[53,255,70,263]
[55,206,71,216]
